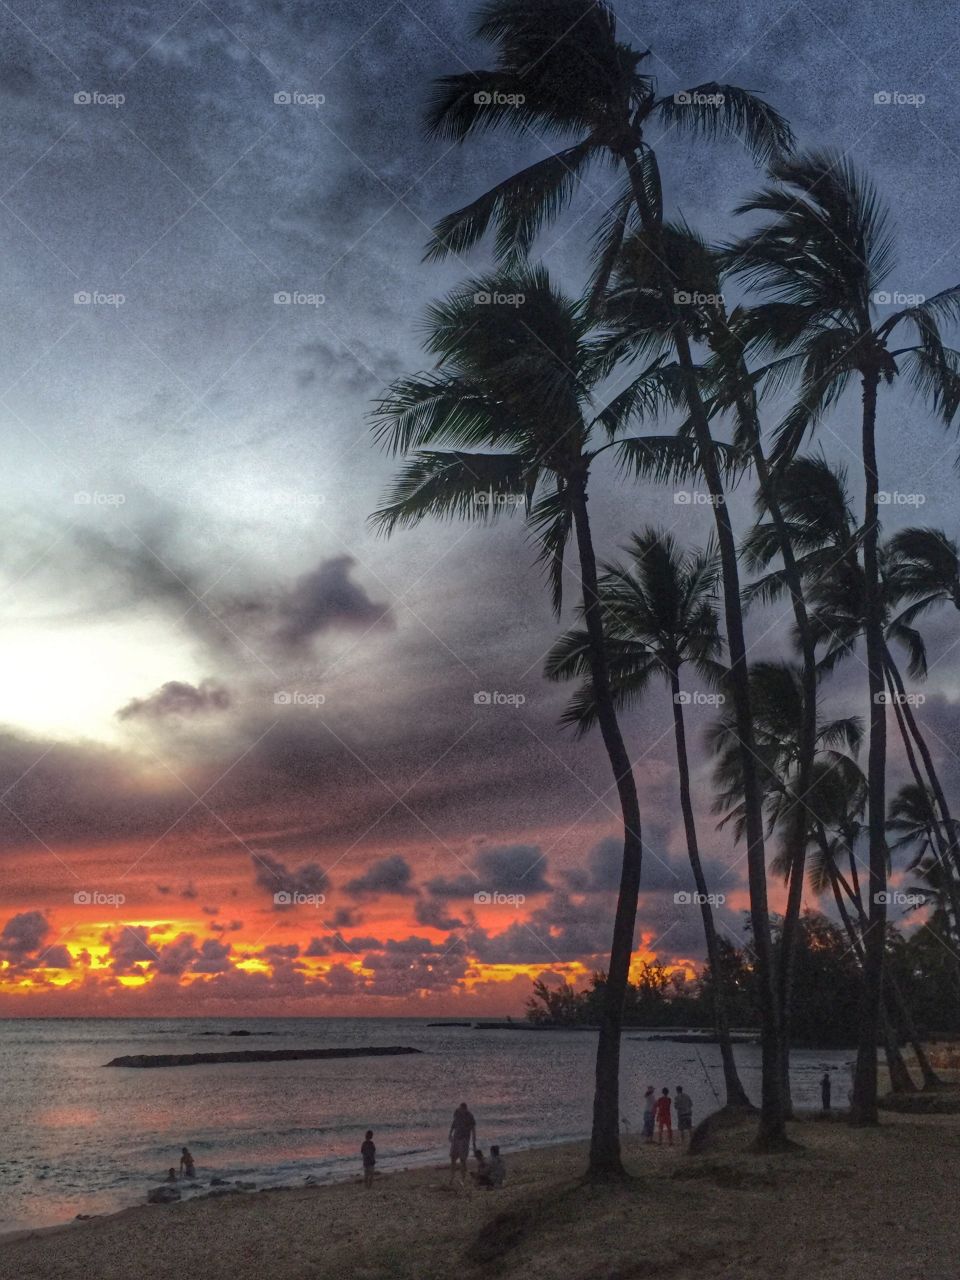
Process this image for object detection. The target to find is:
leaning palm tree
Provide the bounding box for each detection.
[603,227,821,1115]
[724,149,960,1123]
[544,528,751,1108]
[747,461,960,950]
[885,529,960,886]
[423,0,797,1148]
[370,264,707,1178]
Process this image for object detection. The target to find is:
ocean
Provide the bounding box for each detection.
[0,1018,853,1234]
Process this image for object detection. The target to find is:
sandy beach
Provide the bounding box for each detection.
[5,1100,959,1280]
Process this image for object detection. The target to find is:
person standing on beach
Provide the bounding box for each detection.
[179,1147,195,1179]
[361,1130,376,1189]
[449,1102,476,1182]
[821,1072,832,1112]
[655,1088,672,1145]
[642,1086,656,1144]
[675,1087,693,1147]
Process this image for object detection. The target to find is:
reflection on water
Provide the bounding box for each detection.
[0,1018,853,1233]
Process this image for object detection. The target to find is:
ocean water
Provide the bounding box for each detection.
[0,1018,853,1233]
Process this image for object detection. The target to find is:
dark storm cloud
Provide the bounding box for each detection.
[344,853,416,898]
[426,844,551,899]
[251,852,329,908]
[117,679,231,721]
[276,556,393,651]
[0,910,71,969]
[414,896,465,931]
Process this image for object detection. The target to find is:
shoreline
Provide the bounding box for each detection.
[5,1107,960,1280]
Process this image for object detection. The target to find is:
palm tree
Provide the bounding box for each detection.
[602,228,821,1114]
[885,529,960,888]
[724,149,960,1123]
[544,527,751,1108]
[370,264,706,1177]
[746,459,960,954]
[423,0,796,1150]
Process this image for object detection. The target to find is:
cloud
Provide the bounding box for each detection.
[344,853,416,898]
[426,844,550,899]
[252,852,329,908]
[0,911,71,969]
[117,679,231,721]
[276,557,392,651]
[414,897,465,931]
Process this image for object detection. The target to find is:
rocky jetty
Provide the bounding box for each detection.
[105,1045,422,1068]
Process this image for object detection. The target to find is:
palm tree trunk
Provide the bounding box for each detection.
[623,147,786,1148]
[730,356,819,1123]
[823,839,915,1093]
[851,366,887,1126]
[884,644,960,897]
[568,471,644,1179]
[884,657,960,946]
[670,668,751,1108]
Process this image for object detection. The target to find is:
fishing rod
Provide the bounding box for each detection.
[695,1042,721,1106]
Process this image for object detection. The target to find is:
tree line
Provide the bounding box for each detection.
[369,0,960,1176]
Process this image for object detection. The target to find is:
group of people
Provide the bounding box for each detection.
[164,1147,196,1182]
[642,1086,694,1147]
[359,1102,506,1192]
[447,1102,505,1189]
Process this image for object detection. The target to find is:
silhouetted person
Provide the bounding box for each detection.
[642,1085,656,1143]
[165,1168,178,1183]
[675,1086,693,1146]
[361,1130,376,1189]
[821,1072,832,1112]
[655,1088,672,1145]
[179,1147,195,1179]
[449,1102,476,1182]
[471,1148,489,1186]
[487,1145,506,1188]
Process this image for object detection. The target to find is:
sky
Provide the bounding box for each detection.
[1,0,959,1016]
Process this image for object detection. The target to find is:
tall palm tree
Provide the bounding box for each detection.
[725,138,960,1119]
[746,459,960,953]
[423,0,796,1149]
[544,528,751,1108]
[602,228,821,1114]
[370,264,705,1177]
[885,529,960,888]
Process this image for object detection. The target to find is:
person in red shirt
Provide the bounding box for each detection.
[655,1088,672,1145]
